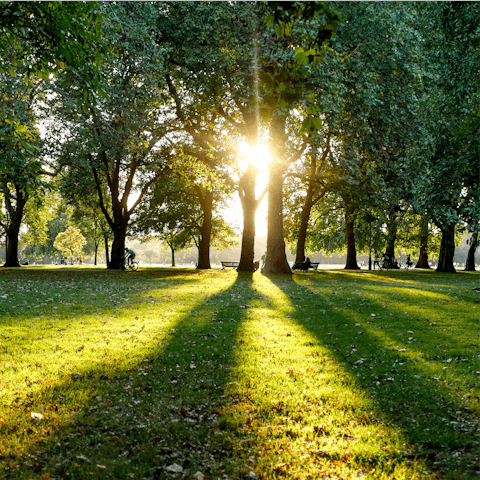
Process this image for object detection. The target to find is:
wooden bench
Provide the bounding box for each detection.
[221,261,240,269]
[292,261,320,271]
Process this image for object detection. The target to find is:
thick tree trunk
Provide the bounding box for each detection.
[5,227,21,268]
[196,190,213,270]
[385,217,397,260]
[464,230,478,271]
[263,113,291,275]
[344,205,360,270]
[437,223,456,273]
[170,245,176,267]
[415,216,430,268]
[238,164,258,272]
[108,219,129,270]
[3,187,27,268]
[237,203,256,271]
[197,234,211,269]
[295,195,314,264]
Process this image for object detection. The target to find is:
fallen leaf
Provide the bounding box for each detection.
[166,463,183,473]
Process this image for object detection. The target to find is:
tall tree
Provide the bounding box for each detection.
[281,2,423,270]
[1,2,106,267]
[0,71,45,267]
[133,168,236,269]
[155,1,341,274]
[50,3,175,269]
[237,162,267,271]
[412,2,480,272]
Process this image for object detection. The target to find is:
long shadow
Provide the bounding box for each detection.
[1,270,255,479]
[268,272,480,480]
[307,269,480,334]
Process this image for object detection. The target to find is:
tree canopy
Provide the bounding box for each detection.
[2,1,478,272]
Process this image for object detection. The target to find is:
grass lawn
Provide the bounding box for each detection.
[0,266,479,480]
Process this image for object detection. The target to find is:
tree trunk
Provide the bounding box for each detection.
[437,223,456,273]
[263,113,291,275]
[170,245,176,267]
[109,231,126,269]
[196,190,213,270]
[238,163,258,272]
[415,216,431,269]
[108,207,131,270]
[295,195,314,264]
[94,240,99,266]
[104,235,110,267]
[464,230,478,271]
[385,217,397,260]
[5,226,21,267]
[3,187,27,268]
[344,205,360,270]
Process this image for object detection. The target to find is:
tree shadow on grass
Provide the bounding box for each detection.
[268,273,480,480]
[1,271,257,479]
[306,269,480,346]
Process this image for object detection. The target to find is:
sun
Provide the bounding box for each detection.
[240,143,271,173]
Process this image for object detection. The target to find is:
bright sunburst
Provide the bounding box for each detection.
[240,143,271,173]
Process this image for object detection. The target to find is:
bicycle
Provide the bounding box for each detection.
[122,256,138,271]
[127,260,138,271]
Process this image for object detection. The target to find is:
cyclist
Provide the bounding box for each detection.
[123,247,136,268]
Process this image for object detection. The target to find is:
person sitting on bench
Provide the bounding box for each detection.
[300,257,312,271]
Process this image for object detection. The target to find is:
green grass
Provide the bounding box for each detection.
[0,266,479,480]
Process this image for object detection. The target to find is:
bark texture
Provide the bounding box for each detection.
[3,185,27,268]
[436,223,456,273]
[415,217,431,269]
[237,163,260,272]
[344,205,360,270]
[104,235,110,267]
[109,219,129,270]
[385,216,397,260]
[295,194,314,264]
[263,113,291,275]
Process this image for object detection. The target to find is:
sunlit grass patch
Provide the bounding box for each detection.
[0,267,478,479]
[216,274,430,479]
[288,270,479,477]
[0,268,237,477]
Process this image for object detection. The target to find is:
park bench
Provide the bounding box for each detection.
[292,261,320,271]
[221,261,240,269]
